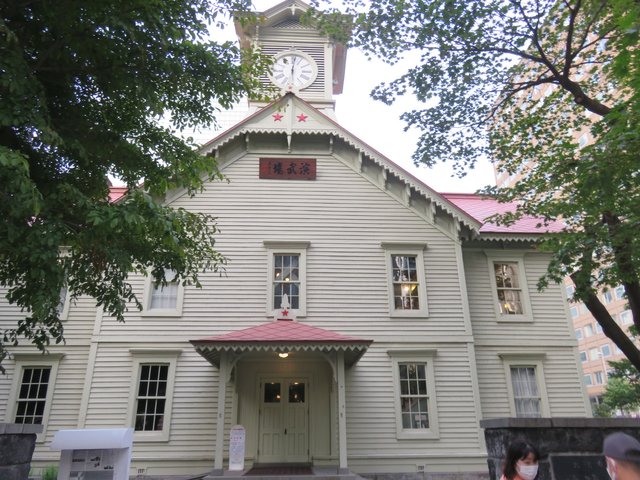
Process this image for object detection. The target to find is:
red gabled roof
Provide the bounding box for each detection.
[441,193,564,234]
[109,186,127,203]
[190,319,372,367]
[192,319,369,343]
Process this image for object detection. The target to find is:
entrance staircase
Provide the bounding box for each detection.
[134,465,365,480]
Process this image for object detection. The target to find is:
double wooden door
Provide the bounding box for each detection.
[258,378,309,463]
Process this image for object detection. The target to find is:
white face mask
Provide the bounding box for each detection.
[516,462,538,480]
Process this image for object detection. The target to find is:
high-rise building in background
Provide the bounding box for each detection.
[493,75,639,414]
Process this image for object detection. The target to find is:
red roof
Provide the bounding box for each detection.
[109,187,127,203]
[191,320,372,367]
[192,319,369,344]
[441,193,564,234]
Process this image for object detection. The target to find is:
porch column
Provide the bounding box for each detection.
[336,351,348,473]
[213,352,229,475]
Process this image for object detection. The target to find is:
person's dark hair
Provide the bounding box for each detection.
[502,439,540,480]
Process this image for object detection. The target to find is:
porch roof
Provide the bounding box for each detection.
[190,319,372,368]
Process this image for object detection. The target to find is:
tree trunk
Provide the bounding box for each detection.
[573,273,640,371]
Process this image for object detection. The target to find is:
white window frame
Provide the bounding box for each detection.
[575,328,583,340]
[382,243,429,317]
[589,348,599,361]
[579,351,587,363]
[601,344,612,357]
[614,285,625,300]
[620,310,633,325]
[388,349,439,439]
[594,371,604,385]
[499,353,550,418]
[570,306,579,319]
[128,349,181,442]
[583,374,593,386]
[264,241,309,317]
[5,353,64,442]
[584,324,594,337]
[486,253,533,322]
[142,269,184,317]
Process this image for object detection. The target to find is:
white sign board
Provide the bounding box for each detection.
[51,428,133,480]
[228,425,246,471]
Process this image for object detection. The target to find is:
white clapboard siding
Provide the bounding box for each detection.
[96,154,468,344]
[473,347,588,419]
[463,250,575,341]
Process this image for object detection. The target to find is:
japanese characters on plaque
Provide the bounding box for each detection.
[259,158,316,180]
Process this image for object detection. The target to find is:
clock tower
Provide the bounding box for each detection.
[235,0,347,116]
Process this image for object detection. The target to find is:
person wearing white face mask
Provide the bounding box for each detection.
[500,439,540,480]
[603,432,640,480]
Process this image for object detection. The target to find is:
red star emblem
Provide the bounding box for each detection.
[273,113,284,122]
[297,114,308,122]
[281,309,289,316]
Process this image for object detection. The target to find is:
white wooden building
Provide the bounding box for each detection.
[0,1,589,478]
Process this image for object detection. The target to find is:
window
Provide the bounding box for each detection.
[129,349,180,441]
[388,350,439,439]
[15,367,51,425]
[494,262,523,315]
[602,290,613,304]
[273,254,300,308]
[579,351,587,363]
[584,324,594,337]
[575,328,583,340]
[382,243,428,317]
[595,322,603,334]
[614,285,625,300]
[570,307,579,319]
[595,371,604,385]
[509,367,542,417]
[500,354,549,418]
[566,284,575,298]
[486,254,532,322]
[590,348,599,361]
[399,363,430,429]
[583,374,593,386]
[620,310,632,325]
[601,344,612,357]
[143,269,184,316]
[6,354,62,441]
[264,241,309,316]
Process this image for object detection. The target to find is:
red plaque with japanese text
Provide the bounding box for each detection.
[259,158,316,180]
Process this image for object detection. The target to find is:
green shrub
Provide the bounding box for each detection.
[41,465,58,480]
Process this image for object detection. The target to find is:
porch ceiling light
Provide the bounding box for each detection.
[278,352,289,358]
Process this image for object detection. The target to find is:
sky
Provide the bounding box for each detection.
[192,0,498,193]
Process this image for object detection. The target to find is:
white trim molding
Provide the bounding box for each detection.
[387,349,440,440]
[264,241,310,317]
[5,352,64,442]
[128,349,182,442]
[382,243,429,318]
[141,270,185,317]
[485,251,533,323]
[499,352,550,418]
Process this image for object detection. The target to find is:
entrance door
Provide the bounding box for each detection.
[258,378,309,463]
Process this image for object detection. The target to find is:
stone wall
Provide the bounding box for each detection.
[481,418,640,480]
[0,423,43,480]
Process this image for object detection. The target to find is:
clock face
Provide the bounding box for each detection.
[270,51,317,90]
